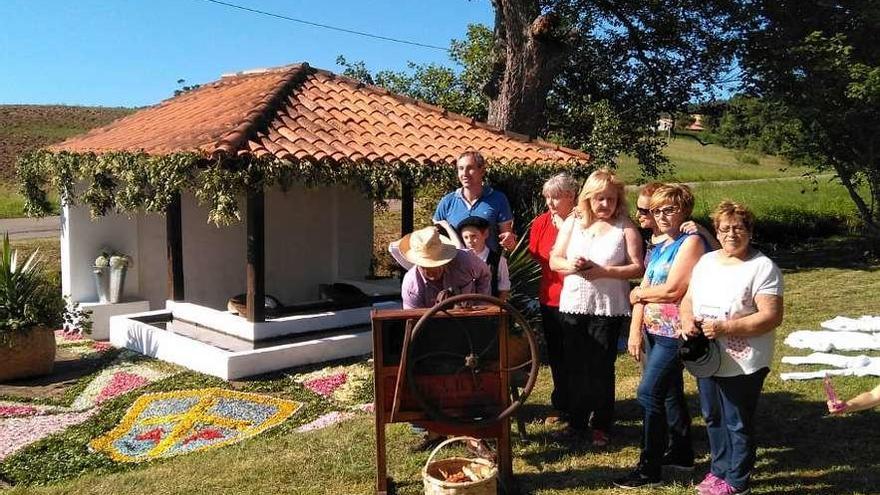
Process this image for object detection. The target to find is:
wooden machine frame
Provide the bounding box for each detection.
[371,306,515,495]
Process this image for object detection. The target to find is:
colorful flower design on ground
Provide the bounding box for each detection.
[0,401,66,418]
[71,363,175,410]
[294,403,375,433]
[295,411,356,433]
[55,329,85,342]
[0,409,98,460]
[294,363,373,406]
[90,388,301,462]
[0,405,39,418]
[56,337,114,361]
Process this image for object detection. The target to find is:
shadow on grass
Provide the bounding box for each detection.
[509,390,878,494]
[752,390,880,494]
[764,236,880,272]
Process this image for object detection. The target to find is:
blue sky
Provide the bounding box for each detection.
[0,0,493,107]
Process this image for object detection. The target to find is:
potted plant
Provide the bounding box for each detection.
[0,234,66,382]
[94,249,131,303]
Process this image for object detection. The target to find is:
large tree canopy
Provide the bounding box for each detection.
[739,0,880,234]
[341,0,746,172]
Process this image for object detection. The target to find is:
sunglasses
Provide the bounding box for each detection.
[636,207,651,216]
[651,205,681,217]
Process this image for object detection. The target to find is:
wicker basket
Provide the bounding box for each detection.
[422,437,498,495]
[0,326,56,382]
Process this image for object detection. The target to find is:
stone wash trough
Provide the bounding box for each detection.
[63,186,398,380]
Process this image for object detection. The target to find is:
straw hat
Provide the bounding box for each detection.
[398,226,459,268]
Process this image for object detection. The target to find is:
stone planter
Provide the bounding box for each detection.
[94,266,110,303]
[109,266,127,303]
[0,326,56,382]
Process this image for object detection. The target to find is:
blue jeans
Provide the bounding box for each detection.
[637,333,693,475]
[698,367,769,492]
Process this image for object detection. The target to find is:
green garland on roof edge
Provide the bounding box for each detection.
[15,150,592,227]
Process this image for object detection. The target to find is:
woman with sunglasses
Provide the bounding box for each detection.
[634,182,718,260]
[615,184,708,489]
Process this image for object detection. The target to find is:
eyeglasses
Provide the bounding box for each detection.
[636,207,651,216]
[717,225,748,235]
[650,205,681,217]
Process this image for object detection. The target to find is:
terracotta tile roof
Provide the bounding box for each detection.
[52,63,589,165]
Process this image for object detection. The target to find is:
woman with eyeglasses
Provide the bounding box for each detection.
[679,201,784,495]
[549,169,644,446]
[615,184,708,489]
[635,182,718,260]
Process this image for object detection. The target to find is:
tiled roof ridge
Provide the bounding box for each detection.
[212,63,313,157]
[309,67,590,162]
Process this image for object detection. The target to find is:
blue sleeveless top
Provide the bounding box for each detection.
[642,233,700,337]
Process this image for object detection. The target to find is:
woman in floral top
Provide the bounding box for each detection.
[615,184,708,489]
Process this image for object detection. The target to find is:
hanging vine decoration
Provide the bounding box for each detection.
[16,150,591,227]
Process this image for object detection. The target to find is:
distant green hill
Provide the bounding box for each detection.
[616,134,804,183]
[0,105,132,182]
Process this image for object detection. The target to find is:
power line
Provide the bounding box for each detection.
[196,0,450,52]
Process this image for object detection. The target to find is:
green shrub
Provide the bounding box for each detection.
[734,151,760,165]
[0,233,64,345]
[687,179,863,246]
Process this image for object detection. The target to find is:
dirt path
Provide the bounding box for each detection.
[0,215,60,240]
[624,173,827,191]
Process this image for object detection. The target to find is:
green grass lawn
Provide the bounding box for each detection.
[686,177,864,244]
[3,237,878,495]
[0,186,60,219]
[616,135,803,184]
[9,237,61,276]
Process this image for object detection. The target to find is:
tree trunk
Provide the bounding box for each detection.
[837,166,880,237]
[486,0,568,137]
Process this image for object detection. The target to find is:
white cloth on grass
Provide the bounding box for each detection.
[783,330,880,352]
[780,352,880,380]
[781,352,874,368]
[821,315,880,332]
[780,367,880,380]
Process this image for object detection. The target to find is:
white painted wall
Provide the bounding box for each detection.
[137,212,169,310]
[61,205,142,303]
[335,188,374,279]
[64,184,374,312]
[180,192,248,309]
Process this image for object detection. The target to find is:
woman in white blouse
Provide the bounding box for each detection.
[681,201,784,495]
[549,168,644,445]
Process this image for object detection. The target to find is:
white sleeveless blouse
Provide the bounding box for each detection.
[558,216,632,316]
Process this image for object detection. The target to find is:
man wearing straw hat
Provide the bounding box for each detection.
[398,225,493,451]
[399,226,492,309]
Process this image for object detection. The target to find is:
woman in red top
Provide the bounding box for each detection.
[528,173,581,424]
